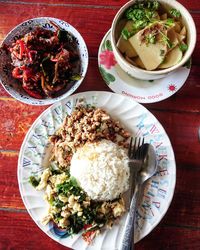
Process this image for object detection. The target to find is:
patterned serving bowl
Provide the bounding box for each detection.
[0,17,88,105]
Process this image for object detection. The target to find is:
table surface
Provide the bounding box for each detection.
[0,0,200,249]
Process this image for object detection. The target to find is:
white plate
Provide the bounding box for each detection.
[18,91,176,249]
[98,30,191,104]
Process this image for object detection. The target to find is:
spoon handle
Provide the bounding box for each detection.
[121,184,140,250]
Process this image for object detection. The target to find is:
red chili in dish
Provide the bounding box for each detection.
[8,26,81,98]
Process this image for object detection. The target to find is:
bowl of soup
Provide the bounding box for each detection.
[111,0,196,80]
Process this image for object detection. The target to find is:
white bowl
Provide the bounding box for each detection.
[111,0,196,80]
[0,17,88,105]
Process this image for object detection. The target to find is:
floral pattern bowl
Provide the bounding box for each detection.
[0,17,88,105]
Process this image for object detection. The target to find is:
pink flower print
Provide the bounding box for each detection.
[100,50,117,69]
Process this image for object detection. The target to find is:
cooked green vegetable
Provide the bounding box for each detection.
[50,176,120,236]
[68,213,85,234]
[57,177,80,195]
[53,197,64,208]
[56,177,86,203]
[29,176,40,187]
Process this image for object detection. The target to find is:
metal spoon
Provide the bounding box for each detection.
[121,143,158,250]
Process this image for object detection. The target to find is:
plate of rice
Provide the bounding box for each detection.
[18,91,176,249]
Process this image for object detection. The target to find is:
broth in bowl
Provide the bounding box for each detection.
[116,0,188,71]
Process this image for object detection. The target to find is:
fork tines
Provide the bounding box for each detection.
[128,137,145,160]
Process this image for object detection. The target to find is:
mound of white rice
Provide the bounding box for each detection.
[70,139,129,201]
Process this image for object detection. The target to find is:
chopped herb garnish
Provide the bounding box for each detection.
[50,168,61,175]
[133,19,148,31]
[150,0,160,10]
[120,0,187,63]
[133,0,160,11]
[29,176,40,187]
[123,0,160,38]
[179,43,188,52]
[126,8,146,21]
[165,18,174,27]
[159,31,173,48]
[170,8,181,18]
[145,9,157,20]
[121,28,132,40]
[145,33,156,44]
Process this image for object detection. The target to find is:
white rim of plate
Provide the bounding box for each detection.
[98,29,191,104]
[18,91,176,249]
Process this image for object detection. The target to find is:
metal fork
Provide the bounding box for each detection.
[128,137,145,160]
[121,137,146,250]
[127,137,145,209]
